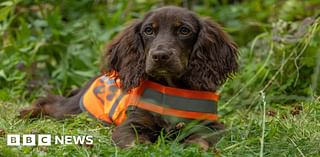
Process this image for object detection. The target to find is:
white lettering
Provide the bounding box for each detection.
[73,136,86,144]
[54,136,64,144]
[64,136,72,144]
[85,136,93,145]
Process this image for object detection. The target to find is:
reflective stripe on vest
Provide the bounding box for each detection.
[80,75,219,125]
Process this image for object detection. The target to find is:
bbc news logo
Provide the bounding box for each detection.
[7,134,93,146]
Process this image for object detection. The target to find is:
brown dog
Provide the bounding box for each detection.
[19,6,238,150]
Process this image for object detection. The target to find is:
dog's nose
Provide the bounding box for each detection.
[151,51,172,63]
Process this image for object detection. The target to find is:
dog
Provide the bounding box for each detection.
[19,6,238,150]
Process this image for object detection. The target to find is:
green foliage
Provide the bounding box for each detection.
[0,0,319,103]
[0,0,154,100]
[221,16,320,111]
[1,99,320,156]
[0,0,320,156]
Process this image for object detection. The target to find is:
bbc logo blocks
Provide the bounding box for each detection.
[7,134,51,146]
[38,134,51,146]
[7,134,93,146]
[7,134,20,146]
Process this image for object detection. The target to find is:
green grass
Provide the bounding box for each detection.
[1,0,320,156]
[1,99,319,156]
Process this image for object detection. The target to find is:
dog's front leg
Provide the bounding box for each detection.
[183,121,225,151]
[112,108,161,148]
[112,122,152,148]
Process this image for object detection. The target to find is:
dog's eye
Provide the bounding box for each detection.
[178,26,191,36]
[144,26,154,36]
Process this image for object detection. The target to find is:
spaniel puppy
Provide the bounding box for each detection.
[19,6,238,150]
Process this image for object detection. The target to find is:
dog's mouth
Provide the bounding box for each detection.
[147,66,186,83]
[147,69,183,87]
[145,56,187,82]
[148,69,174,77]
[156,69,170,74]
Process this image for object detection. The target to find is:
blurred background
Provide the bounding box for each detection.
[0,0,320,156]
[1,0,319,109]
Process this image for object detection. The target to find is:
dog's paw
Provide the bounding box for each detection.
[184,136,209,151]
[18,106,42,119]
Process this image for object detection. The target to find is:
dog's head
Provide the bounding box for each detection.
[142,7,199,80]
[103,6,238,92]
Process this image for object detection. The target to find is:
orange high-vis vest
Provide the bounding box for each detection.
[80,74,219,125]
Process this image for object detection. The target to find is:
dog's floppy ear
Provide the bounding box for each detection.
[184,19,238,91]
[101,20,146,92]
